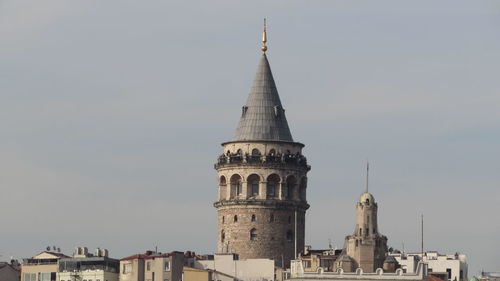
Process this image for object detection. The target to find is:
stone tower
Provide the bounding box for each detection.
[337,192,388,272]
[214,25,310,267]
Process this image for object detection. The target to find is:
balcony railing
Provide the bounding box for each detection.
[215,153,310,170]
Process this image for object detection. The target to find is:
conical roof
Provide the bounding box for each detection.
[232,54,293,142]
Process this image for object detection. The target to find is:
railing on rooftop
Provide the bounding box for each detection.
[23,260,58,266]
[215,153,310,170]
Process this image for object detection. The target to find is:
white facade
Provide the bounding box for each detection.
[57,271,118,281]
[193,254,275,281]
[390,251,467,281]
[288,259,428,281]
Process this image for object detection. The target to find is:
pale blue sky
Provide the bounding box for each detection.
[1,0,499,275]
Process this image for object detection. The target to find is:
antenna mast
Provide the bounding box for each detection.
[421,214,424,257]
[366,161,369,193]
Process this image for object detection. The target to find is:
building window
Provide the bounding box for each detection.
[288,216,292,224]
[267,181,276,198]
[40,273,52,281]
[250,228,257,240]
[222,216,225,223]
[123,263,132,274]
[269,214,274,222]
[147,261,151,271]
[286,230,294,242]
[251,181,259,196]
[25,274,37,281]
[234,215,238,222]
[251,214,256,222]
[286,176,296,200]
[248,174,260,197]
[165,261,171,271]
[221,230,225,243]
[447,268,452,279]
[266,174,280,199]
[230,174,242,199]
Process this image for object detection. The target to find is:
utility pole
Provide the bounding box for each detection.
[294,209,298,259]
[421,214,424,257]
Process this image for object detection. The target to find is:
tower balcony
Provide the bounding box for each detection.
[215,153,311,171]
[214,198,310,211]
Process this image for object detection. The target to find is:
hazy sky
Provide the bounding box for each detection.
[1,0,499,276]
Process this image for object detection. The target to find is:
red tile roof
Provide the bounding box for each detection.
[428,275,447,281]
[120,251,184,261]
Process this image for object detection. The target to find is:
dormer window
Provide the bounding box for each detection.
[274,105,282,117]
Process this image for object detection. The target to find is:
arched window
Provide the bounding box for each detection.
[286,230,294,242]
[234,215,238,222]
[366,199,370,204]
[251,148,260,156]
[219,176,227,186]
[251,214,256,222]
[219,176,227,200]
[269,149,276,155]
[221,231,225,243]
[269,214,275,223]
[250,228,257,240]
[236,149,243,155]
[285,176,297,200]
[299,177,307,201]
[266,174,280,199]
[230,174,242,199]
[359,228,362,235]
[247,174,260,197]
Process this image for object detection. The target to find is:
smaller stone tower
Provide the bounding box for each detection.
[336,192,388,272]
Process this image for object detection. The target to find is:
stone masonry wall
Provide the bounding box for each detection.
[217,205,305,267]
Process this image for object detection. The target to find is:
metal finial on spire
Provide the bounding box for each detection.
[366,161,369,193]
[261,18,268,52]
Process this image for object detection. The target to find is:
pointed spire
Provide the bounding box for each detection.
[233,54,293,142]
[232,24,293,142]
